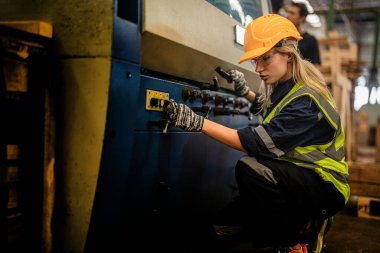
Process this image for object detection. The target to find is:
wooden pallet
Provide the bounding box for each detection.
[0,21,52,38]
[349,162,380,198]
[0,21,54,253]
[318,31,364,162]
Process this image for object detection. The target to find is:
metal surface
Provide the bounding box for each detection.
[87,63,254,251]
[87,0,263,252]
[112,0,140,63]
[141,0,265,92]
[127,75,252,249]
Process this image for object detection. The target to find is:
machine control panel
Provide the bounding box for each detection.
[146,89,170,111]
[182,87,249,108]
[143,84,255,133]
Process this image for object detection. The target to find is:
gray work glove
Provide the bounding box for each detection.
[166,102,204,132]
[228,70,250,97]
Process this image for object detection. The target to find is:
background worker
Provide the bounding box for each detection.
[165,14,349,253]
[271,0,287,16]
[286,1,321,66]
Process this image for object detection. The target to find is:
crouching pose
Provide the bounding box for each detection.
[165,14,349,253]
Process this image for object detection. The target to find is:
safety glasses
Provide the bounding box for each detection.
[250,51,278,69]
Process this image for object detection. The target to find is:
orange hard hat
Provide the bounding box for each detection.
[239,14,302,64]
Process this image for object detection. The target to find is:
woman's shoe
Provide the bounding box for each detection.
[288,244,308,253]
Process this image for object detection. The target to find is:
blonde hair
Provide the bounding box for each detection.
[257,41,334,114]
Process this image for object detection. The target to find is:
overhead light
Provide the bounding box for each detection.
[292,0,314,14]
[306,14,321,27]
[354,86,369,110]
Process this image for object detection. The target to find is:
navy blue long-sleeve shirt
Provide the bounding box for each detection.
[237,79,335,158]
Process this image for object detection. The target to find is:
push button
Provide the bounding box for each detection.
[150,98,170,108]
[146,89,170,111]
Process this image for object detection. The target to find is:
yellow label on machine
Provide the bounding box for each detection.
[146,89,170,111]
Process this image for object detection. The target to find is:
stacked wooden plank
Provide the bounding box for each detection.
[318,31,362,162]
[317,31,380,205]
[0,21,54,253]
[349,162,380,198]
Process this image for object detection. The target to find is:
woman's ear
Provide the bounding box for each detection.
[287,54,292,63]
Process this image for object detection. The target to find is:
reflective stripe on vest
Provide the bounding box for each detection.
[255,125,285,157]
[258,82,350,202]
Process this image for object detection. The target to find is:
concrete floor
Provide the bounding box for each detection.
[211,212,380,253]
[323,213,380,253]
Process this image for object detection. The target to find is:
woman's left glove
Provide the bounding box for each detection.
[165,102,204,132]
[228,69,250,97]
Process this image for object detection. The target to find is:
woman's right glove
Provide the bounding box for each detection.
[228,70,250,97]
[165,101,204,132]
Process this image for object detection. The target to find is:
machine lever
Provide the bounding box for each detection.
[162,99,174,133]
[211,76,220,91]
[213,107,253,120]
[192,106,212,119]
[162,120,170,134]
[215,66,233,83]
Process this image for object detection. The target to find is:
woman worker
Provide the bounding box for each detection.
[165,14,349,253]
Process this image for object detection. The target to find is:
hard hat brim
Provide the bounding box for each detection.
[238,47,270,64]
[238,35,303,64]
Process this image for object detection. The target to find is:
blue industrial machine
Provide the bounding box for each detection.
[85,1,271,251]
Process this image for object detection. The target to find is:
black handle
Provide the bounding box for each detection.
[215,66,233,83]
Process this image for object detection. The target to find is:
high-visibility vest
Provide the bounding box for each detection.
[256,82,350,203]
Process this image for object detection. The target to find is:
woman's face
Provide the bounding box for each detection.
[252,49,292,85]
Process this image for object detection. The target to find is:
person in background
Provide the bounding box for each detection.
[286,1,321,66]
[271,0,287,17]
[165,14,349,253]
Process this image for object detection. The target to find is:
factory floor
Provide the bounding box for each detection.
[213,211,380,252]
[323,212,380,252]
